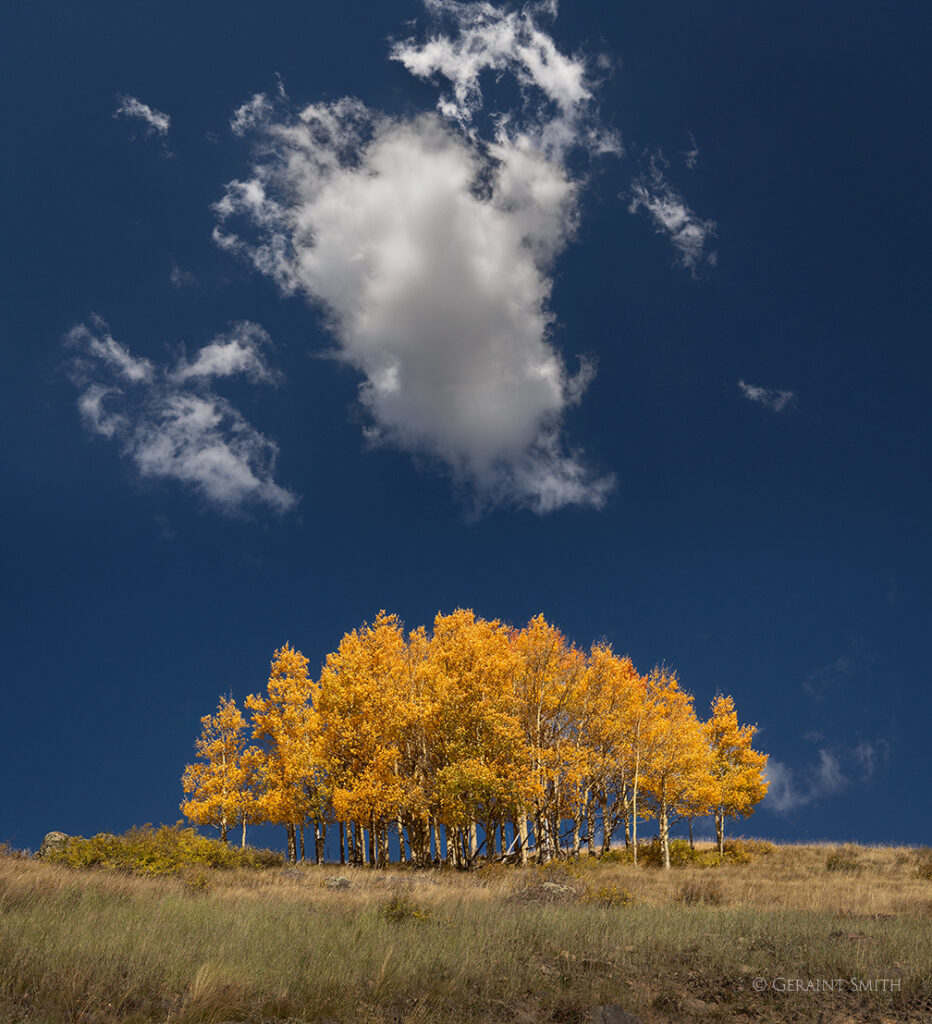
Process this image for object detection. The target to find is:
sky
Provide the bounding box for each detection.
[2,0,930,853]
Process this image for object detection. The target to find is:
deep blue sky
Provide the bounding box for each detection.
[2,0,929,852]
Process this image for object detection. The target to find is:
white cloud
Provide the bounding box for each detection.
[765,749,847,814]
[67,318,154,384]
[66,319,295,514]
[391,0,594,129]
[765,735,890,815]
[214,1,614,514]
[738,379,795,411]
[172,321,282,385]
[114,94,171,138]
[628,157,716,274]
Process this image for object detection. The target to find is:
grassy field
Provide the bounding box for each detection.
[1,841,930,1024]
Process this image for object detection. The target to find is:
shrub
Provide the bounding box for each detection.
[180,867,211,893]
[638,840,720,868]
[533,859,582,883]
[825,847,862,873]
[41,824,284,877]
[381,894,432,923]
[582,882,635,906]
[722,839,775,863]
[917,848,932,881]
[599,848,634,865]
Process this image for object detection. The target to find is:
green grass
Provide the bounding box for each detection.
[1,841,930,1023]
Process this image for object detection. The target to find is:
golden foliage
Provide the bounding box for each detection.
[180,610,769,868]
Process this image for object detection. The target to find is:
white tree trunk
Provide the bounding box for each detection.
[659,802,671,870]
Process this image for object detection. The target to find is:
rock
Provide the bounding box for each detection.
[37,831,70,857]
[680,995,711,1015]
[323,875,352,889]
[540,881,576,897]
[590,1007,643,1024]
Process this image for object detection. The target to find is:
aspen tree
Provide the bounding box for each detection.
[246,644,316,863]
[181,695,258,844]
[638,669,716,869]
[314,613,407,865]
[511,616,586,862]
[705,694,769,853]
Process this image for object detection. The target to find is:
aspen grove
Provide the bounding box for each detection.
[181,611,768,870]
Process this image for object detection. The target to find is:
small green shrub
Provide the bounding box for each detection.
[41,824,283,877]
[917,849,932,881]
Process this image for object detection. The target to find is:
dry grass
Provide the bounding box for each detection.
[1,842,930,1024]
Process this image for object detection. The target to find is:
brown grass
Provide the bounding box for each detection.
[1,842,930,1024]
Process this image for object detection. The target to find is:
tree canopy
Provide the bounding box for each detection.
[181,610,768,868]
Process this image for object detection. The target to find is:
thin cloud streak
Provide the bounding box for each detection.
[114,95,171,138]
[738,379,795,411]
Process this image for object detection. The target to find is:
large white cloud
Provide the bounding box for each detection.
[214,0,615,513]
[66,318,296,514]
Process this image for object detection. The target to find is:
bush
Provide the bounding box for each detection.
[638,840,720,868]
[825,846,862,873]
[722,839,775,863]
[599,848,634,865]
[41,824,284,877]
[533,859,582,883]
[916,848,932,881]
[582,882,635,906]
[179,866,211,893]
[381,894,432,923]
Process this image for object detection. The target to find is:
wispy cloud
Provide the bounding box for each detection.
[628,156,716,274]
[171,321,282,385]
[681,131,699,170]
[765,738,889,814]
[737,379,795,411]
[801,651,860,703]
[65,317,295,514]
[169,261,198,289]
[214,0,616,515]
[114,94,171,144]
[765,750,847,814]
